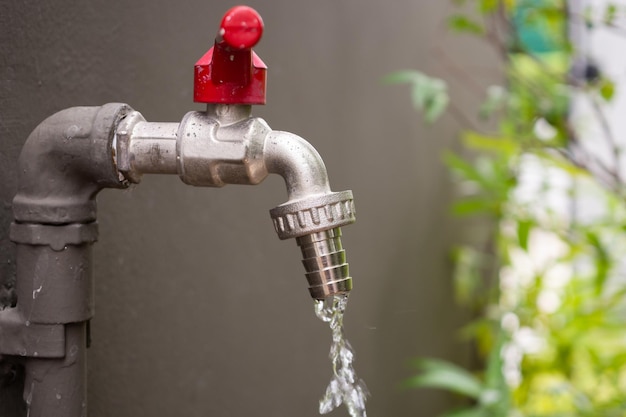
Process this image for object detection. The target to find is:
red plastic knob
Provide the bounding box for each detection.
[194,5,267,105]
[220,5,264,49]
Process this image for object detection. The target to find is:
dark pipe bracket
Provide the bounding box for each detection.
[0,309,64,358]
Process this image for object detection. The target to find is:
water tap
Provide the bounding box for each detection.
[2,7,357,416]
[115,6,356,299]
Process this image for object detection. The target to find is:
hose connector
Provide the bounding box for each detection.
[297,228,352,300]
[270,191,356,299]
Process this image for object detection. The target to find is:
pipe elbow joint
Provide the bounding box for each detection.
[12,103,132,224]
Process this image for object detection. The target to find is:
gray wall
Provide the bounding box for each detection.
[0,1,495,416]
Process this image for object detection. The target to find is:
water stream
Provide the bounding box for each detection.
[314,294,368,417]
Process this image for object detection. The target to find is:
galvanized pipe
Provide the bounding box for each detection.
[127,122,178,175]
[3,104,130,417]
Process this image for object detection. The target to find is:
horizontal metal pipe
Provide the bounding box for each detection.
[128,122,178,175]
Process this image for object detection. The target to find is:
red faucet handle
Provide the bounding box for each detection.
[194,5,267,105]
[219,5,264,49]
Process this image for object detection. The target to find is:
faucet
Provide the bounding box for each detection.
[0,6,355,417]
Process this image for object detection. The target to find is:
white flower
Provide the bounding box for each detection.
[533,118,558,141]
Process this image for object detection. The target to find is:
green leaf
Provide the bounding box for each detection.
[448,14,485,35]
[443,152,511,200]
[425,92,449,123]
[383,70,422,85]
[443,151,485,185]
[384,70,449,123]
[604,3,618,25]
[405,358,483,399]
[484,331,507,391]
[586,231,610,295]
[478,0,498,14]
[599,78,616,101]
[462,131,519,156]
[451,198,494,216]
[451,246,485,305]
[517,219,532,251]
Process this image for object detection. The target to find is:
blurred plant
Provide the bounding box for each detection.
[389,1,626,416]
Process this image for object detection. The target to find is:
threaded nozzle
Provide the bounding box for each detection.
[296,228,352,300]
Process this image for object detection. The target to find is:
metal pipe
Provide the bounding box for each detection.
[23,322,87,417]
[3,104,129,417]
[127,122,178,175]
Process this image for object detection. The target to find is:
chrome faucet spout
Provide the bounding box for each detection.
[261,130,355,299]
[263,130,331,201]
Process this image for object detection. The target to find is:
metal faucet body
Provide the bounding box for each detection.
[0,6,356,417]
[119,103,356,299]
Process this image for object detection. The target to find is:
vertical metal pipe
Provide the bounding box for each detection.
[14,242,94,325]
[9,222,98,417]
[23,322,87,417]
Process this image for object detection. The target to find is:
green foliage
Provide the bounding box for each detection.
[412,332,511,417]
[604,4,618,25]
[384,70,449,123]
[448,14,485,35]
[395,1,626,416]
[404,358,483,398]
[598,77,616,101]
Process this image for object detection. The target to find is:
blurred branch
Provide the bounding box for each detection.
[588,93,623,183]
[492,0,624,194]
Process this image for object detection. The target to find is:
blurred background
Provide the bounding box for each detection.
[0,1,500,416]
